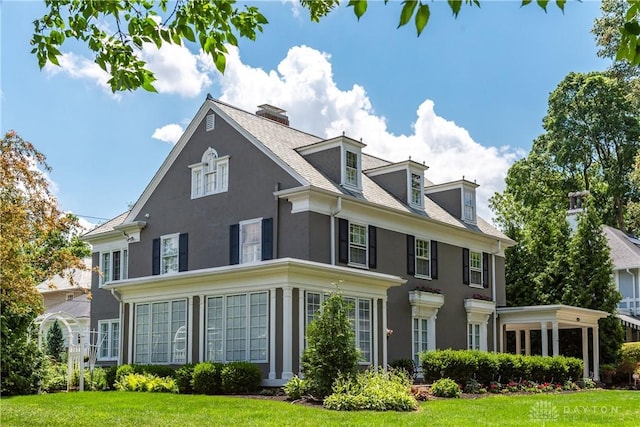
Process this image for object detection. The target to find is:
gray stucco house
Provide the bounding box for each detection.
[82,98,516,385]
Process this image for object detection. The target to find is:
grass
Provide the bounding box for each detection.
[1,390,639,426]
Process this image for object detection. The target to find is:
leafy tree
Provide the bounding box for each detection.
[1,131,89,395]
[301,290,359,399]
[46,320,65,362]
[31,0,640,93]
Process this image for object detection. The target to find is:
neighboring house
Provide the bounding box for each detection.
[602,225,640,342]
[36,258,92,350]
[82,98,516,384]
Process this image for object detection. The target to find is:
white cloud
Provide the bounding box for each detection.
[209,45,522,220]
[44,52,120,100]
[152,124,184,145]
[141,43,212,97]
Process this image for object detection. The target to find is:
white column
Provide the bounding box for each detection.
[480,321,488,352]
[118,301,124,365]
[187,296,194,363]
[282,286,293,380]
[373,298,379,369]
[128,303,134,364]
[199,294,205,362]
[524,329,531,356]
[269,288,277,380]
[592,326,600,381]
[382,297,388,368]
[298,290,305,376]
[581,327,589,379]
[515,329,521,355]
[428,315,437,351]
[541,321,548,357]
[551,321,559,357]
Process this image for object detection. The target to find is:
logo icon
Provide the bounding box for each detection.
[529,401,559,426]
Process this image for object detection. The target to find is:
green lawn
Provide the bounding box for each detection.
[1,390,638,426]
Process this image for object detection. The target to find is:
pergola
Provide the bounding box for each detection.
[497,304,608,381]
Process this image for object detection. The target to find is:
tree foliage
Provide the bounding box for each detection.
[301,290,360,399]
[31,0,640,93]
[46,320,65,362]
[0,130,90,395]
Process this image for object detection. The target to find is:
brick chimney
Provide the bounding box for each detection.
[256,104,289,126]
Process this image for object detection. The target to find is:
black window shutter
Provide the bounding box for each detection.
[338,218,349,264]
[262,218,273,261]
[462,248,470,285]
[407,235,415,276]
[179,233,188,272]
[368,226,377,269]
[229,224,239,265]
[152,238,160,275]
[482,252,489,288]
[430,240,438,279]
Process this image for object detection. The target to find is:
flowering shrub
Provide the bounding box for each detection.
[413,286,441,294]
[471,293,493,301]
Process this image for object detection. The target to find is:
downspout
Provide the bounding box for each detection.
[274,183,280,258]
[626,269,637,316]
[330,197,343,265]
[492,240,502,353]
[110,289,124,365]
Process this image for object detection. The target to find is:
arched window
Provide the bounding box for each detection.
[190,147,229,198]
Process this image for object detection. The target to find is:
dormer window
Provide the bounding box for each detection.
[410,172,424,208]
[344,149,360,188]
[190,147,229,198]
[463,188,476,223]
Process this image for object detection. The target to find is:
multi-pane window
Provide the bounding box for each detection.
[469,251,482,286]
[191,148,229,198]
[161,234,179,274]
[410,173,423,207]
[305,292,371,364]
[468,323,481,350]
[134,300,187,364]
[413,318,429,367]
[345,150,358,187]
[464,189,476,222]
[240,220,262,263]
[98,319,120,361]
[349,223,367,266]
[100,249,128,285]
[205,292,268,363]
[415,239,431,277]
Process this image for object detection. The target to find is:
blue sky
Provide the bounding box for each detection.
[1,1,609,227]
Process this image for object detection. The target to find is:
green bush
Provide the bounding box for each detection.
[105,365,118,390]
[618,342,640,379]
[283,375,308,400]
[301,291,360,398]
[41,359,68,392]
[421,350,582,384]
[1,337,47,396]
[221,362,262,394]
[389,358,416,379]
[114,373,178,393]
[431,378,461,398]
[323,369,418,411]
[192,362,224,395]
[115,364,134,383]
[175,363,195,394]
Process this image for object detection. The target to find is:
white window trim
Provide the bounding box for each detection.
[133,299,188,365]
[468,323,481,351]
[412,317,430,370]
[348,222,368,269]
[189,147,229,199]
[341,146,362,191]
[205,292,269,363]
[98,319,120,361]
[239,218,263,264]
[160,233,180,275]
[415,238,431,279]
[408,170,424,209]
[469,250,483,288]
[99,247,129,287]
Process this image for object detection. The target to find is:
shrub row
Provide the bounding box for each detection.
[113,361,262,395]
[114,373,178,393]
[421,349,583,384]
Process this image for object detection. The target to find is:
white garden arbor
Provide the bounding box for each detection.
[497,305,608,381]
[34,311,96,392]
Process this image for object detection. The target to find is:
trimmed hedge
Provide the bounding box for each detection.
[421,349,582,384]
[192,362,224,395]
[221,361,262,394]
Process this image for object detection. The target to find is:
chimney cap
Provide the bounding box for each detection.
[257,104,287,114]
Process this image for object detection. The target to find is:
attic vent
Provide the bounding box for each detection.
[256,104,289,126]
[206,113,215,131]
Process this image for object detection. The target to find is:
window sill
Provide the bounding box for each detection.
[347,262,369,270]
[469,283,484,289]
[191,189,228,200]
[414,274,432,281]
